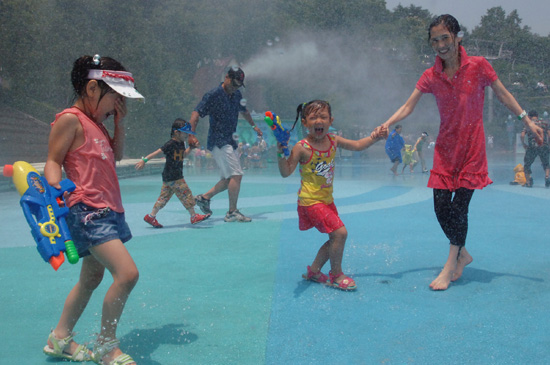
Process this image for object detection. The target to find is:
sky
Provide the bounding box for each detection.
[385,0,550,36]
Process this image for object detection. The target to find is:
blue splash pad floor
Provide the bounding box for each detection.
[0,160,549,364]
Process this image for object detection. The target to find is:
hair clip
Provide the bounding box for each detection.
[92,54,101,65]
[457,31,464,38]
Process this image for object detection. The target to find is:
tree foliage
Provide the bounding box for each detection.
[1,1,549,154]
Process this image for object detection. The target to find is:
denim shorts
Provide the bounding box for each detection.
[66,202,132,257]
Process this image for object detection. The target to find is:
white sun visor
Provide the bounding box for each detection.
[87,69,144,99]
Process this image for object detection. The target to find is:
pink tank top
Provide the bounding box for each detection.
[52,107,124,212]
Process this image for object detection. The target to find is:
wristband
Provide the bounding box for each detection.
[251,124,256,128]
[141,157,149,163]
[517,110,527,121]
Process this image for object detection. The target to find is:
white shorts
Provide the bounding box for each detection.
[212,145,243,179]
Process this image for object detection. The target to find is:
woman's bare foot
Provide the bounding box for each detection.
[451,248,473,282]
[429,265,454,290]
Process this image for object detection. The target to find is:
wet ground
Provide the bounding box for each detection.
[1,156,548,364]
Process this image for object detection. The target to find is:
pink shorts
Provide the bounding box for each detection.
[298,202,344,234]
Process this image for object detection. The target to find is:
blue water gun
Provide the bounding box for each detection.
[264,111,291,157]
[3,161,79,270]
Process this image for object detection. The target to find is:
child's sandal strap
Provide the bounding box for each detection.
[44,331,89,361]
[92,338,121,364]
[49,331,75,351]
[110,353,136,365]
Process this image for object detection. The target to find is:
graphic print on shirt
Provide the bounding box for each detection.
[94,138,112,160]
[313,158,334,188]
[173,149,184,161]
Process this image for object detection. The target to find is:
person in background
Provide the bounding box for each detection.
[188,67,262,222]
[520,110,550,188]
[413,132,429,173]
[385,125,405,175]
[136,118,211,227]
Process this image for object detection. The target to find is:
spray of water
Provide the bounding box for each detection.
[243,30,439,134]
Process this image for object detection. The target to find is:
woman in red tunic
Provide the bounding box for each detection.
[380,14,544,291]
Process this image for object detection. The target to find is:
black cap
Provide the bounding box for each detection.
[227,67,245,87]
[528,110,538,118]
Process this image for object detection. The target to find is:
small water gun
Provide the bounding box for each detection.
[264,111,291,157]
[3,161,79,270]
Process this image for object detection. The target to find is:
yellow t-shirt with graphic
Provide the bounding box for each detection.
[298,134,336,206]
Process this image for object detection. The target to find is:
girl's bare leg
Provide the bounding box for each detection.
[311,240,330,273]
[90,239,139,364]
[48,256,105,355]
[328,226,349,284]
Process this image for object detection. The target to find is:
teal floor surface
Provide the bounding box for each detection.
[1,159,549,364]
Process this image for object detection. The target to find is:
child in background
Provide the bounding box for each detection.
[385,125,405,175]
[135,119,211,227]
[413,132,429,173]
[401,144,417,173]
[509,164,526,185]
[277,100,387,291]
[43,54,142,364]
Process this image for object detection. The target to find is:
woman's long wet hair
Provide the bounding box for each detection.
[428,14,462,45]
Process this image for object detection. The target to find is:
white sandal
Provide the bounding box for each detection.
[91,338,136,365]
[43,331,90,361]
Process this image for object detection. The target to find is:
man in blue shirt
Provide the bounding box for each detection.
[188,67,262,222]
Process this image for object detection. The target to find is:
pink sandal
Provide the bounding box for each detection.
[302,266,329,284]
[329,271,357,291]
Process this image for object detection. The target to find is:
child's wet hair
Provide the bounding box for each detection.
[295,100,332,125]
[71,55,126,99]
[171,118,187,137]
[428,14,461,42]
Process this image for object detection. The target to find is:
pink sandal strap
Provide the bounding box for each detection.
[329,271,356,290]
[304,266,328,283]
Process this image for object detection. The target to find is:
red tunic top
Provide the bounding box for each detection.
[416,46,497,191]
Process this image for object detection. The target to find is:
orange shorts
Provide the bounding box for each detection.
[298,202,344,234]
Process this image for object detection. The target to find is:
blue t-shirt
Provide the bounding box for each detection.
[195,83,247,150]
[385,129,405,161]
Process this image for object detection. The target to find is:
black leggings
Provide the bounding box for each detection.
[433,188,475,247]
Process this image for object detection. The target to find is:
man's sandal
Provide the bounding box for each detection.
[329,271,357,291]
[302,265,329,283]
[43,331,90,361]
[91,338,135,365]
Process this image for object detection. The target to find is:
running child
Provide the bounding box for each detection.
[136,118,211,227]
[380,14,544,291]
[385,125,405,175]
[43,55,142,364]
[277,100,387,291]
[401,144,417,174]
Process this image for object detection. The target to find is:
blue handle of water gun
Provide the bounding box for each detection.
[20,176,77,265]
[271,113,291,156]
